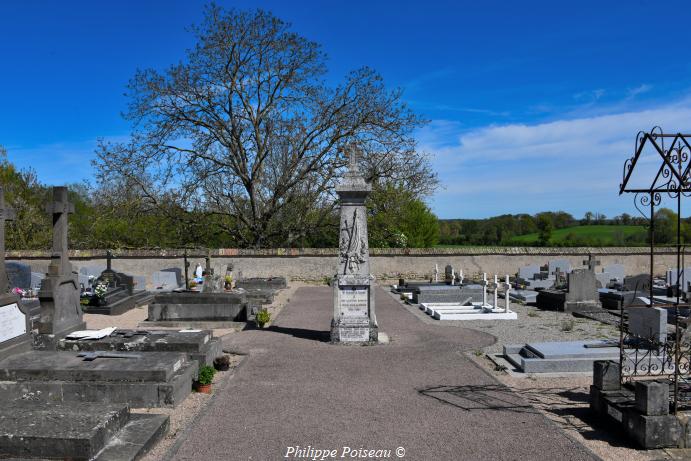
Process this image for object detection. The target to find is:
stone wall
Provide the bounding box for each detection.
[6,247,684,287]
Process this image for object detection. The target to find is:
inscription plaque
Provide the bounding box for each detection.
[0,303,27,343]
[338,286,368,318]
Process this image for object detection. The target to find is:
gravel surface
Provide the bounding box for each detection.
[169,286,598,461]
[386,289,620,353]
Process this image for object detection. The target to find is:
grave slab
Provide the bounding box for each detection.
[0,401,169,461]
[0,350,195,407]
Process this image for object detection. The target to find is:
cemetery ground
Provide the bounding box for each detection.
[82,280,671,461]
[69,280,686,460]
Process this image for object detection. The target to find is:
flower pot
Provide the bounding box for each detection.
[195,383,212,394]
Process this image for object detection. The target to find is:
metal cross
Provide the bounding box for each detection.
[77,352,142,361]
[0,187,16,294]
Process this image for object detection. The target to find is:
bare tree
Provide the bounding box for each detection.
[94,5,437,248]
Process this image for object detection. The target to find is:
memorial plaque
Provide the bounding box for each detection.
[338,286,368,318]
[339,326,370,342]
[0,302,27,343]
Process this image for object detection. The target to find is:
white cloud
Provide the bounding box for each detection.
[419,102,691,218]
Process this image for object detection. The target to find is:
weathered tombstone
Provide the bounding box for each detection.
[6,262,31,290]
[152,271,179,291]
[331,147,377,344]
[37,187,85,338]
[604,264,625,282]
[564,269,599,311]
[628,307,667,343]
[518,264,540,281]
[161,267,183,287]
[623,274,652,293]
[548,259,571,275]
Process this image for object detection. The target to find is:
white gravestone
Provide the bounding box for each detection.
[0,302,27,343]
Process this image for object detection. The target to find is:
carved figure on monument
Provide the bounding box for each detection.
[340,210,367,274]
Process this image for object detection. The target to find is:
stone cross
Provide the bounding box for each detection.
[459,269,464,285]
[451,268,455,286]
[504,275,511,313]
[482,273,488,307]
[434,264,439,283]
[106,250,113,271]
[45,187,74,276]
[583,254,601,272]
[0,187,16,294]
[493,274,499,309]
[346,145,362,174]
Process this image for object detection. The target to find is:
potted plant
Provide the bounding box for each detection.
[195,365,216,394]
[224,275,233,290]
[255,309,271,328]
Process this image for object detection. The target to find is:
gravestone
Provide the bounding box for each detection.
[30,271,45,290]
[37,187,85,339]
[331,147,377,344]
[6,262,31,290]
[604,264,625,282]
[565,269,599,311]
[623,274,652,293]
[444,265,453,284]
[0,189,32,359]
[162,267,184,287]
[518,264,540,281]
[628,307,667,343]
[152,271,180,291]
[84,251,151,315]
[548,259,571,275]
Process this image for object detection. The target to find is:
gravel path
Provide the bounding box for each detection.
[169,286,598,461]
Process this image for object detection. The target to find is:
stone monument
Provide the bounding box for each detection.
[37,187,85,338]
[331,147,378,344]
[0,186,30,360]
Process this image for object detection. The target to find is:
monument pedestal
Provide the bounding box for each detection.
[331,275,378,344]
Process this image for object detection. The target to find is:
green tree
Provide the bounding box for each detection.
[537,214,553,246]
[367,184,438,248]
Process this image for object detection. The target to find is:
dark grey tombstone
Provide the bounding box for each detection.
[623,274,652,293]
[6,262,31,290]
[37,187,84,338]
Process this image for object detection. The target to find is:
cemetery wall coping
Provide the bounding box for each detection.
[5,246,688,260]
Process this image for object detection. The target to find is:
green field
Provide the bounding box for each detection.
[507,225,647,245]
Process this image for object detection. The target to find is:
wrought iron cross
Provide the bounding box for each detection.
[0,187,16,294]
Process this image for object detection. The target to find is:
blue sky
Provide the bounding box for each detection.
[2,0,691,219]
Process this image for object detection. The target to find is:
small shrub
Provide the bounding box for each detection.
[213,355,231,371]
[527,310,539,318]
[473,350,483,357]
[255,309,271,328]
[189,280,198,288]
[197,365,216,385]
[560,319,575,332]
